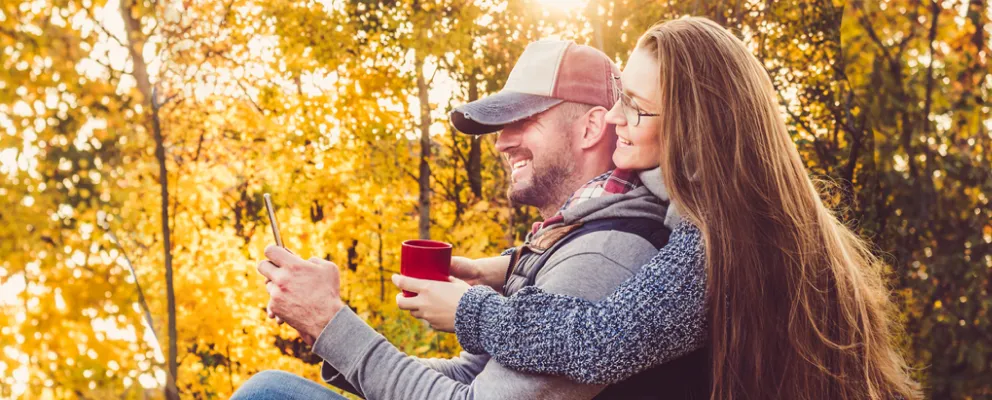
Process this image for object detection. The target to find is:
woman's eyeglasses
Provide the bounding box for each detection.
[613,75,659,127]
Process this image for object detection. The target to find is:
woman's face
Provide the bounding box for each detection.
[606,48,663,170]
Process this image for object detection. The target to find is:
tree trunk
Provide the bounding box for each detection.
[378,220,385,302]
[415,54,432,240]
[466,70,482,198]
[151,110,178,400]
[119,2,179,399]
[346,239,359,272]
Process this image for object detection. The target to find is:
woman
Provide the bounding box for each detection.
[394,17,920,400]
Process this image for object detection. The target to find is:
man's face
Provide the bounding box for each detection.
[495,108,576,209]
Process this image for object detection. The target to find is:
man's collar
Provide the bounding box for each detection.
[530,169,642,235]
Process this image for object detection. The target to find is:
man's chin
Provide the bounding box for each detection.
[508,184,541,207]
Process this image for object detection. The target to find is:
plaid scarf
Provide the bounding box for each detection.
[530,169,642,234]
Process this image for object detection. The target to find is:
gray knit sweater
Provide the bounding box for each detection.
[454,220,708,385]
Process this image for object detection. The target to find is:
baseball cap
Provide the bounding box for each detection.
[451,40,620,135]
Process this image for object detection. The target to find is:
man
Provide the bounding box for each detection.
[235,40,677,400]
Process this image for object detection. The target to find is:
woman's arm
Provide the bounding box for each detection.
[454,221,708,385]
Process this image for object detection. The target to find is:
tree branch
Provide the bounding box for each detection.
[83,6,128,50]
[236,80,267,115]
[99,214,161,349]
[855,1,895,64]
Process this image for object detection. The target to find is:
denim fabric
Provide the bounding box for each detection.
[231,370,350,400]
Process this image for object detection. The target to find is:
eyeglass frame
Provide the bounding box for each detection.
[612,75,659,127]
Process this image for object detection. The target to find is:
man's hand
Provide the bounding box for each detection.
[448,256,485,286]
[257,245,345,345]
[392,274,471,332]
[450,255,511,293]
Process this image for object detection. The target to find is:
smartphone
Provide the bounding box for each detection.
[263,193,284,247]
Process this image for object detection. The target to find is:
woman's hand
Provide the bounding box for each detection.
[392,274,471,332]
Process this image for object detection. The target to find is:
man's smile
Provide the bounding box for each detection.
[506,154,533,182]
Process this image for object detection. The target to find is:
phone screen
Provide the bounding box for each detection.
[263,193,284,247]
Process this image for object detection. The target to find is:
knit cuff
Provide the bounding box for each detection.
[455,285,499,354]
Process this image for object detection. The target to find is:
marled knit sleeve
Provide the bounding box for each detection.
[454,221,707,385]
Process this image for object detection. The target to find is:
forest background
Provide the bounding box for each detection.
[1,0,989,398]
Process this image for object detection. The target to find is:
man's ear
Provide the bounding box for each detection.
[578,106,609,150]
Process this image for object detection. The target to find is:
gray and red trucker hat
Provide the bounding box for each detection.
[451,40,621,135]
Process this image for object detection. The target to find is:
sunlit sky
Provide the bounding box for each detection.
[534,0,589,11]
[0,0,600,180]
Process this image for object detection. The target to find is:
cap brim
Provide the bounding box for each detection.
[450,92,564,135]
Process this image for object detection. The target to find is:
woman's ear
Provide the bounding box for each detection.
[578,106,610,150]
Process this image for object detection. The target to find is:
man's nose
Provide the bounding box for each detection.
[494,129,519,153]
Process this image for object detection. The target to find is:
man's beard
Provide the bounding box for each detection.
[508,152,576,211]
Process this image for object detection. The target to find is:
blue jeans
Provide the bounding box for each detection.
[230,370,350,400]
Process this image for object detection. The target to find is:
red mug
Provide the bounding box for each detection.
[400,239,453,297]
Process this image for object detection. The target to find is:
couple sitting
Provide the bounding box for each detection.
[235,17,919,400]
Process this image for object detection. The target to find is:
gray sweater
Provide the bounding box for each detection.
[312,169,675,399]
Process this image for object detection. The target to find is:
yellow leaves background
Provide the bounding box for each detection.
[1,0,990,399]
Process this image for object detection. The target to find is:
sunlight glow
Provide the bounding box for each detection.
[0,273,25,306]
[534,0,589,12]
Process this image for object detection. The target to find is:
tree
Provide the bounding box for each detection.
[117,0,179,397]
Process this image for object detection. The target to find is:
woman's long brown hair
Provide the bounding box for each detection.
[638,17,920,400]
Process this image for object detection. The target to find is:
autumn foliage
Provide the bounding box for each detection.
[0,0,989,399]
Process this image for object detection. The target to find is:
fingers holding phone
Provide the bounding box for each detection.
[263,193,285,325]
